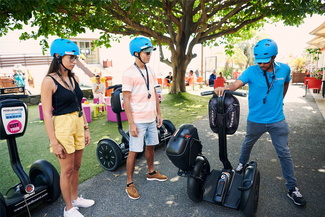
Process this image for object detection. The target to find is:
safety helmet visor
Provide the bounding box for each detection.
[254,57,272,64]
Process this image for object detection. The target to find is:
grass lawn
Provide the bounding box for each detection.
[0,91,210,195]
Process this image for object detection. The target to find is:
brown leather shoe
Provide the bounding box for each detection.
[126,183,140,199]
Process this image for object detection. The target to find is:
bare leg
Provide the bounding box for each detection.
[58,153,75,211]
[126,151,138,184]
[145,146,155,173]
[70,149,83,201]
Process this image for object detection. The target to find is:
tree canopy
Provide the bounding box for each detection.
[1,0,324,93]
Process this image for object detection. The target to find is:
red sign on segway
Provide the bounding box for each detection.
[7,120,23,134]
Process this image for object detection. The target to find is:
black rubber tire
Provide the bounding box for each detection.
[157,119,176,146]
[187,156,211,202]
[163,119,176,136]
[242,170,260,217]
[29,159,61,202]
[96,139,123,171]
[0,193,7,217]
[121,130,130,149]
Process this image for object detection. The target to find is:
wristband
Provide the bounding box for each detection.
[84,123,89,127]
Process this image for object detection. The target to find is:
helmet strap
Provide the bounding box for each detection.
[134,52,146,65]
[55,55,72,74]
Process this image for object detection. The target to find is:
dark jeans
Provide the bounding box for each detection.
[239,119,297,190]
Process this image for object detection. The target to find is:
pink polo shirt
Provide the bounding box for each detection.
[122,64,158,123]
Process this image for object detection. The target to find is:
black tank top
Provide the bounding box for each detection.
[48,75,83,116]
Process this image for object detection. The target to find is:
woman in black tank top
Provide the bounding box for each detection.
[41,38,94,217]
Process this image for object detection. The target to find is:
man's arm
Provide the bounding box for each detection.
[283,81,289,98]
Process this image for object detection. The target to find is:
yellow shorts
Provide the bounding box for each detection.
[50,111,85,154]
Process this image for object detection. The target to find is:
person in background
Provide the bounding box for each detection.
[92,74,105,105]
[208,70,217,86]
[165,72,173,83]
[214,38,306,207]
[12,64,25,88]
[186,70,195,85]
[122,37,168,200]
[216,71,227,83]
[41,38,94,217]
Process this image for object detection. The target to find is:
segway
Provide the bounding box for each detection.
[166,90,260,217]
[0,87,60,217]
[96,84,176,171]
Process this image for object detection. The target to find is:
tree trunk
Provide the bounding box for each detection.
[170,54,189,94]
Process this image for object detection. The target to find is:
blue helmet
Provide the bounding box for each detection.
[129,37,156,56]
[253,39,278,63]
[50,38,80,57]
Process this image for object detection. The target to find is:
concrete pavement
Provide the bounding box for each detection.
[27,84,325,217]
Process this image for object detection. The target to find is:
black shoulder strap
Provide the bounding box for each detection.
[47,74,59,85]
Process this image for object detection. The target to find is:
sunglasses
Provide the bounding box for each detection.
[68,55,79,62]
[144,52,151,56]
[257,61,271,65]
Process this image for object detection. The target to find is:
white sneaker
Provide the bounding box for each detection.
[72,195,95,208]
[235,163,244,173]
[64,207,84,217]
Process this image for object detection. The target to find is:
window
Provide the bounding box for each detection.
[72,39,99,64]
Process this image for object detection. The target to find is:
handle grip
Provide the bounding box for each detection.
[200,90,247,97]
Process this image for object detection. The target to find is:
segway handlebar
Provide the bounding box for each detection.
[200,90,247,97]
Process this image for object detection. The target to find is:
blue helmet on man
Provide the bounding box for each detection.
[253,39,278,64]
[129,37,156,56]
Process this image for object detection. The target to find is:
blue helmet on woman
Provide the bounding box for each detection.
[129,37,156,56]
[50,38,80,57]
[253,39,278,63]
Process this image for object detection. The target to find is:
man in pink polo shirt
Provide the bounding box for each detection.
[122,37,168,200]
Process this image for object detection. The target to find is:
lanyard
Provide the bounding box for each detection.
[56,72,83,117]
[262,70,276,104]
[134,63,151,99]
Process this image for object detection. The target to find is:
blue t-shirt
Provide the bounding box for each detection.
[238,62,291,124]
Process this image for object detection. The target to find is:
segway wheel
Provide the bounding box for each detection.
[121,130,130,149]
[29,159,61,202]
[187,156,210,202]
[97,139,123,171]
[241,170,260,217]
[157,119,176,145]
[0,193,7,217]
[163,119,176,136]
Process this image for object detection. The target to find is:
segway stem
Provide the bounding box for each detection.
[6,137,31,189]
[116,112,129,143]
[217,94,232,170]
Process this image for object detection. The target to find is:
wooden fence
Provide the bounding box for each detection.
[0,55,52,68]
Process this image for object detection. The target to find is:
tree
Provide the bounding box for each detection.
[0,0,324,93]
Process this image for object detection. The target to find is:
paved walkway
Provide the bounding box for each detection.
[27,84,324,217]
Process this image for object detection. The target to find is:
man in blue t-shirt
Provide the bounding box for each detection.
[214,39,306,207]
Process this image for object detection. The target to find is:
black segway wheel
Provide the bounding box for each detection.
[187,156,210,202]
[240,164,260,217]
[121,130,130,149]
[242,170,260,217]
[97,138,123,171]
[0,193,7,217]
[157,119,176,145]
[163,119,176,136]
[29,159,61,202]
